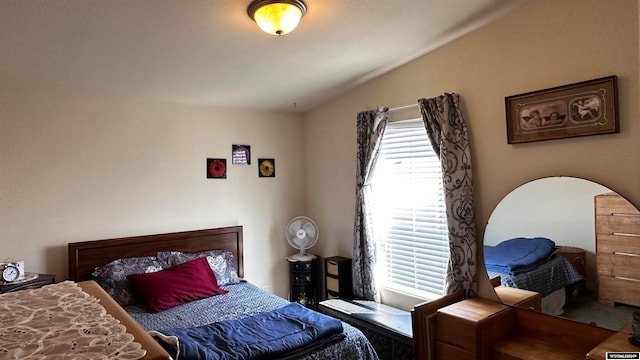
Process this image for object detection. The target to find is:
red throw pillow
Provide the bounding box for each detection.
[127,257,228,313]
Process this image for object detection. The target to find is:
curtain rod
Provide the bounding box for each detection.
[388,103,418,112]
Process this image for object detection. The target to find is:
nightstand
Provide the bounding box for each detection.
[556,245,586,295]
[288,257,318,309]
[0,273,55,294]
[324,256,352,299]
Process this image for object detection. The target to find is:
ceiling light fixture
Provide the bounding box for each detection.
[247,0,307,36]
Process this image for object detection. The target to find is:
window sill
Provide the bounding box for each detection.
[379,287,431,311]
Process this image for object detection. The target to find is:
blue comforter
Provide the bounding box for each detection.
[152,302,345,360]
[484,237,556,275]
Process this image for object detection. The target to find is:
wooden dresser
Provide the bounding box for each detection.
[434,297,615,360]
[595,192,640,307]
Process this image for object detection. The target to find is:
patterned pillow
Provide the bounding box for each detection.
[92,256,163,306]
[157,250,240,286]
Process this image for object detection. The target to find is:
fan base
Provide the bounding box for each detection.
[287,253,317,262]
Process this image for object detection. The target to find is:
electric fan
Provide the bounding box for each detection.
[285,216,319,261]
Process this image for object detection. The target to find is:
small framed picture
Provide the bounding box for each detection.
[505,75,618,144]
[232,145,251,165]
[258,158,275,178]
[206,158,227,179]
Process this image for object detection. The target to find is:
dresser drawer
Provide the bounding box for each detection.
[596,234,640,255]
[596,252,640,278]
[326,276,339,292]
[598,275,640,307]
[437,341,476,360]
[436,298,511,354]
[293,273,313,283]
[292,261,314,272]
[436,312,481,352]
[595,194,640,215]
[595,214,640,235]
[326,261,340,276]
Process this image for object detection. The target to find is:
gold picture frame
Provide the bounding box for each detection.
[505,75,618,144]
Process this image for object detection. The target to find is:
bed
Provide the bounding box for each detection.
[0,280,169,359]
[68,225,379,360]
[484,237,584,315]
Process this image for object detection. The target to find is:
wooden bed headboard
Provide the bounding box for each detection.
[68,226,244,281]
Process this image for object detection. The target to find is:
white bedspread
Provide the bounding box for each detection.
[0,281,146,359]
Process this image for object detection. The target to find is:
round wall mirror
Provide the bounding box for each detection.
[484,176,639,330]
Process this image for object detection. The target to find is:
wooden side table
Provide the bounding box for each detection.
[0,273,55,294]
[557,245,586,295]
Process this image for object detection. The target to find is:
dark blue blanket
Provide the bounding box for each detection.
[484,237,556,275]
[153,303,345,360]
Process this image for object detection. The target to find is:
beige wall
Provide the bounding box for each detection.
[304,0,639,308]
[0,91,304,298]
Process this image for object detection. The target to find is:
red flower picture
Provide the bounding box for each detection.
[207,158,227,179]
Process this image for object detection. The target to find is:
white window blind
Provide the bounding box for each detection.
[370,118,449,298]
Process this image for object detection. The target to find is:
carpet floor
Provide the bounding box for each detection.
[560,290,638,331]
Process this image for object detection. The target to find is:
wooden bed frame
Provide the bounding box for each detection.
[64,226,243,360]
[68,226,244,281]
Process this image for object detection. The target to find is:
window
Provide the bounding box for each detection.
[369,118,448,298]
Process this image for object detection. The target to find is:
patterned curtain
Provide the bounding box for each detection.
[418,93,478,297]
[352,107,388,301]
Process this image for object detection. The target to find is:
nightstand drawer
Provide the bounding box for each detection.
[326,277,339,292]
[323,256,352,299]
[293,273,313,283]
[326,262,339,276]
[326,290,339,299]
[292,261,314,272]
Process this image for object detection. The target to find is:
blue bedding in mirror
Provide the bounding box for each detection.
[487,254,584,297]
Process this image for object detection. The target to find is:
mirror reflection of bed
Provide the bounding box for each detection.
[484,176,639,330]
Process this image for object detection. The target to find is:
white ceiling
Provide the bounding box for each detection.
[1,0,530,112]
